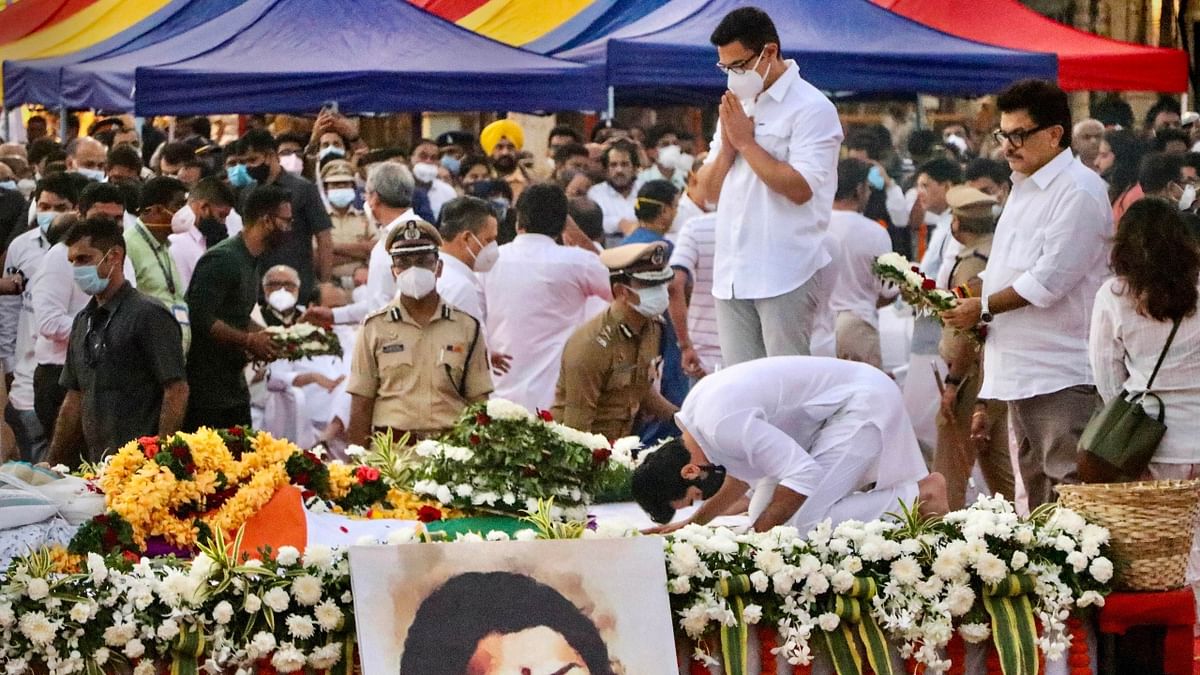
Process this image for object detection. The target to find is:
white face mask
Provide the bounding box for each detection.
[726,51,770,102]
[75,167,106,182]
[630,283,669,317]
[171,205,193,234]
[656,145,682,170]
[279,154,304,176]
[396,266,437,299]
[17,178,36,199]
[412,162,439,184]
[1180,184,1197,211]
[327,187,356,209]
[468,232,499,273]
[267,288,298,313]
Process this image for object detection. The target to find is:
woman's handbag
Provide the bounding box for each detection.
[1078,318,1181,483]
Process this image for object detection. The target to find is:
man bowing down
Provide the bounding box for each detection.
[633,356,948,533]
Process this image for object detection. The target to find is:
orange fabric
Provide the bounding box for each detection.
[1100,589,1195,675]
[235,485,308,560]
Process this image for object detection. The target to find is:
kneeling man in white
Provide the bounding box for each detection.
[633,356,947,533]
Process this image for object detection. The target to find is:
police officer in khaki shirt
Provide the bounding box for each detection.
[934,186,1014,509]
[346,220,492,444]
[552,242,679,440]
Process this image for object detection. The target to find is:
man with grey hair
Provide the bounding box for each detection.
[305,161,417,326]
[65,137,107,183]
[1072,119,1105,170]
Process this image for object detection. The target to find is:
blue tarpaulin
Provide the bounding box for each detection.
[526,0,670,55]
[3,0,246,107]
[133,0,604,115]
[558,0,1058,104]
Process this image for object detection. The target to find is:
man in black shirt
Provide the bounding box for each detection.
[45,217,188,467]
[184,185,291,430]
[241,129,333,304]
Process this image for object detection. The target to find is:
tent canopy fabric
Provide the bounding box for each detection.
[874,0,1188,92]
[0,0,98,46]
[0,0,171,105]
[3,0,247,108]
[530,0,668,55]
[559,0,1058,104]
[132,0,603,115]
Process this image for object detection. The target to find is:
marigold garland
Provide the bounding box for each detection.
[757,625,778,674]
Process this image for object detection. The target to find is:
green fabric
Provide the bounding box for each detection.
[124,219,190,353]
[983,574,1040,675]
[184,235,260,408]
[424,516,531,538]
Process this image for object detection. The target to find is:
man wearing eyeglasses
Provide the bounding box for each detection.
[44,217,187,467]
[692,7,843,367]
[346,220,492,445]
[944,80,1112,508]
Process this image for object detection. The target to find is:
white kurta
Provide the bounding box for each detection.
[675,356,927,533]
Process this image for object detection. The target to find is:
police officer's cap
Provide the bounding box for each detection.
[946,185,997,218]
[386,219,442,257]
[600,242,673,284]
[436,130,476,150]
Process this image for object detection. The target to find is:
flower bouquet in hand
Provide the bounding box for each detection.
[263,323,343,361]
[873,253,983,342]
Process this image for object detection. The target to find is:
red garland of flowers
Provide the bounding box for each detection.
[984,643,1002,675]
[1067,616,1090,675]
[946,633,967,675]
[757,625,778,674]
[792,660,813,675]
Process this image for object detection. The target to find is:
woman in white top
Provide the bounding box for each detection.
[1089,197,1200,470]
[1089,197,1200,612]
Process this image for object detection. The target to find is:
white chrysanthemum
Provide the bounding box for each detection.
[817,613,840,632]
[308,643,343,669]
[413,440,442,458]
[485,398,532,420]
[830,569,855,594]
[92,648,110,666]
[189,553,216,581]
[1010,551,1029,570]
[18,612,56,645]
[314,601,344,631]
[103,624,135,647]
[436,484,454,505]
[974,552,1007,584]
[302,545,333,571]
[123,639,146,659]
[1066,551,1088,573]
[514,528,538,541]
[285,574,322,606]
[286,615,316,640]
[157,618,180,641]
[749,571,770,593]
[946,584,976,616]
[1078,590,1106,608]
[678,603,710,638]
[86,552,108,584]
[271,645,307,673]
[0,602,14,628]
[132,660,156,675]
[486,530,510,542]
[69,602,92,623]
[344,444,367,458]
[212,601,234,625]
[1089,556,1114,583]
[890,557,922,585]
[263,587,290,612]
[742,604,763,625]
[805,572,830,596]
[669,576,692,594]
[243,594,262,613]
[959,622,990,644]
[25,578,49,601]
[276,546,301,566]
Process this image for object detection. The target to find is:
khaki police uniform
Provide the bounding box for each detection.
[346,220,492,438]
[933,187,1014,508]
[552,243,673,440]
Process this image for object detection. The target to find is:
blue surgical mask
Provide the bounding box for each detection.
[326,187,356,209]
[867,165,885,191]
[73,250,113,296]
[440,155,462,175]
[75,167,106,183]
[36,211,56,235]
[227,164,254,188]
[0,180,15,191]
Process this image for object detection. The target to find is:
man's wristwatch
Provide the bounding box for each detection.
[980,294,994,324]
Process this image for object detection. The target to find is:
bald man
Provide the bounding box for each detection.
[66,138,107,183]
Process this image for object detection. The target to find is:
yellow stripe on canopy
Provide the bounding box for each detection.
[458,0,594,47]
[0,0,171,105]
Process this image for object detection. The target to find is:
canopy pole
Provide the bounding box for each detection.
[913,94,927,131]
[58,106,67,145]
[605,86,615,127]
[2,108,9,143]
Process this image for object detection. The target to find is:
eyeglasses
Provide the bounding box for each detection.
[992,124,1056,149]
[716,51,763,75]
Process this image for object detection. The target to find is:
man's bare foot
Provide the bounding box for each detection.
[917,472,950,518]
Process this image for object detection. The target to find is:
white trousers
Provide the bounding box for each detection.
[749,417,924,535]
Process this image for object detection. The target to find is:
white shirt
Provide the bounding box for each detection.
[980,149,1112,400]
[706,61,843,300]
[482,233,612,411]
[425,179,457,220]
[31,242,137,366]
[670,193,705,242]
[1089,279,1200,464]
[168,225,206,292]
[919,210,960,289]
[827,210,897,328]
[437,252,485,324]
[676,356,922,497]
[6,228,50,409]
[668,213,720,370]
[332,210,415,325]
[884,183,909,228]
[587,181,637,236]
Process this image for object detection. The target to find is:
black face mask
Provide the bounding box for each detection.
[197,216,228,248]
[265,223,289,249]
[493,155,517,174]
[246,162,271,183]
[691,464,727,500]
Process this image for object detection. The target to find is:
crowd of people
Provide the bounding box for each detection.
[0,8,1198,551]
